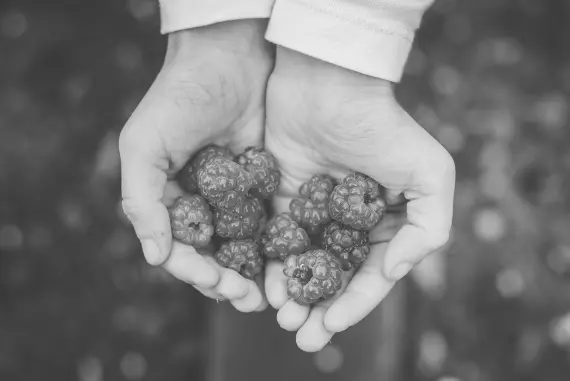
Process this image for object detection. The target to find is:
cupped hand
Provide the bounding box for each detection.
[264,48,455,350]
[119,20,274,312]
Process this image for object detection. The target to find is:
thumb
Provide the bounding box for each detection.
[119,115,172,266]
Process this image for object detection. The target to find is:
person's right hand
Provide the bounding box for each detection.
[119,20,274,312]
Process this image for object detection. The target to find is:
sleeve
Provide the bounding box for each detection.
[265,0,434,82]
[159,0,275,34]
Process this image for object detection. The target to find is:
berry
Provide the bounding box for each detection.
[290,174,335,235]
[177,145,233,194]
[197,156,255,210]
[235,147,281,198]
[324,221,370,270]
[169,195,214,248]
[215,239,264,280]
[214,196,263,239]
[329,172,386,230]
[283,249,343,305]
[261,213,310,261]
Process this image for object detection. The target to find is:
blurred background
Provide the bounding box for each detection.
[1,0,570,380]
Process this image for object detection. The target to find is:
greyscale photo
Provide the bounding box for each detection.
[1,1,569,380]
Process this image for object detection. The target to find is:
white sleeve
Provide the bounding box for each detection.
[265,0,434,82]
[159,0,275,34]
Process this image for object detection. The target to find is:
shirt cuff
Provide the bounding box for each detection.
[159,0,275,34]
[265,0,416,82]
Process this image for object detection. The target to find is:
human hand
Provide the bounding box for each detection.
[119,20,274,312]
[264,48,455,351]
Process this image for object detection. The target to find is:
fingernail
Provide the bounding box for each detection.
[389,262,413,281]
[141,239,163,265]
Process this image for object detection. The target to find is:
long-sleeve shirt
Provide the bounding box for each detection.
[159,0,434,82]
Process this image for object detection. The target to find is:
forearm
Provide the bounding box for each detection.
[266,0,434,82]
[158,0,434,82]
[159,0,274,33]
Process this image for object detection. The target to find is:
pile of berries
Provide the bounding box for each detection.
[269,172,385,305]
[170,144,387,305]
[170,145,279,280]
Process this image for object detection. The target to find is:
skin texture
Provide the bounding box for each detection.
[119,20,274,313]
[264,47,455,352]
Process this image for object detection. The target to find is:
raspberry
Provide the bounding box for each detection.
[261,213,310,261]
[215,239,264,280]
[197,156,255,210]
[235,147,281,198]
[177,145,233,194]
[290,174,335,235]
[323,221,370,270]
[169,195,214,248]
[213,196,263,239]
[329,172,386,230]
[283,249,343,305]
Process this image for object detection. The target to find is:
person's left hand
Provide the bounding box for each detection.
[263,48,455,351]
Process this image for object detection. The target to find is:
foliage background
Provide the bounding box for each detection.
[1,0,570,380]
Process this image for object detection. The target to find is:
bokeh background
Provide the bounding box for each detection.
[2,0,570,380]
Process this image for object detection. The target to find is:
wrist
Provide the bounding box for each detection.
[166,19,271,63]
[273,47,394,95]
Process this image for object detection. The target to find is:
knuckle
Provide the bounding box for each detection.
[419,144,456,192]
[425,228,450,252]
[121,198,144,224]
[118,125,141,158]
[429,144,455,180]
[437,148,456,181]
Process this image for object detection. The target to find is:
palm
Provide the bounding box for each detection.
[264,70,410,345]
[152,47,272,176]
[120,21,274,312]
[156,37,273,300]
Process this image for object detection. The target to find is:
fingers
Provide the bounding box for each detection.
[296,305,333,352]
[369,212,406,244]
[230,280,266,312]
[215,269,250,299]
[324,243,395,333]
[119,98,173,265]
[161,241,220,287]
[382,146,455,280]
[265,260,289,309]
[277,299,310,331]
[202,255,266,312]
